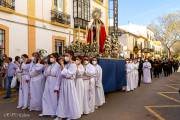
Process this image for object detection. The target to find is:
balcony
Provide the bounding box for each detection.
[51,9,70,25]
[94,0,104,5]
[0,0,15,13]
[73,0,90,30]
[142,48,154,53]
[97,0,103,3]
[74,18,89,29]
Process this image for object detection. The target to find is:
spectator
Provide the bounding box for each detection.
[3,57,18,99]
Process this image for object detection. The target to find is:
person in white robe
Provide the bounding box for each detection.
[55,51,81,120]
[17,54,31,109]
[91,57,105,108]
[126,59,134,92]
[14,56,22,91]
[75,56,85,115]
[131,61,136,90]
[143,59,152,83]
[133,59,139,89]
[39,53,61,117]
[82,56,96,114]
[29,57,45,111]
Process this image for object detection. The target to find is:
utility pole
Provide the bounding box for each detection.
[113,0,118,38]
[109,0,119,38]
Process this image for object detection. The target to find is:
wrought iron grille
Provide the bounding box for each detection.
[73,0,90,29]
[51,9,71,25]
[0,0,15,10]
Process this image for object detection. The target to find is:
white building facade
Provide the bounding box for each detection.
[118,24,162,58]
[0,0,108,58]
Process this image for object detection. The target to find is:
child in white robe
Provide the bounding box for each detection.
[29,57,45,111]
[75,56,85,115]
[17,54,31,110]
[39,53,61,117]
[82,56,96,114]
[91,57,105,108]
[126,59,134,91]
[133,59,139,89]
[55,51,81,120]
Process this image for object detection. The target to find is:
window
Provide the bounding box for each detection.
[0,29,5,55]
[55,40,64,56]
[73,0,90,29]
[54,0,63,12]
[51,0,70,25]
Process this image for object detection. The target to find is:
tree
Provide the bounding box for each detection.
[172,41,180,59]
[148,11,180,58]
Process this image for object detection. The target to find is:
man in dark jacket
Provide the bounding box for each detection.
[153,59,159,78]
[138,58,143,87]
[163,59,168,77]
[149,59,154,79]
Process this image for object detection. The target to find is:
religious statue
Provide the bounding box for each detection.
[87,8,107,53]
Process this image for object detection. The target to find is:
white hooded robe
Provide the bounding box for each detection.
[143,61,152,83]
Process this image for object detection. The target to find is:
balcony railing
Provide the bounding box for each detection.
[74,18,89,29]
[0,0,15,10]
[142,48,154,53]
[51,9,70,25]
[97,0,103,3]
[95,0,104,4]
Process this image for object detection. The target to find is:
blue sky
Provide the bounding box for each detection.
[109,0,180,25]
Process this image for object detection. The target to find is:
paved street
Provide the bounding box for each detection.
[0,72,180,120]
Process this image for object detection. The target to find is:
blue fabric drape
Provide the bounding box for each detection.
[98,59,127,93]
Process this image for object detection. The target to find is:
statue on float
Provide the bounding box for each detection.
[87,8,107,54]
[65,9,122,59]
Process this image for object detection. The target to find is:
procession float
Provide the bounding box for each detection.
[65,9,126,93]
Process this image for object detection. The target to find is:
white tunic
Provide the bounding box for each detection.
[133,62,139,89]
[17,63,30,108]
[126,63,134,91]
[15,63,22,82]
[16,65,22,108]
[94,64,105,107]
[75,64,85,115]
[41,62,61,116]
[83,63,96,114]
[56,63,81,119]
[29,63,45,111]
[143,62,152,83]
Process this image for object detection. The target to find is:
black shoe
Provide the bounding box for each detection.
[3,96,10,99]
[179,89,180,94]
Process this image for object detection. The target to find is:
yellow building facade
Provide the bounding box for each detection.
[0,0,108,58]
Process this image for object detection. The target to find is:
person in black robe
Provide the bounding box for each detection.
[162,59,168,77]
[153,59,159,78]
[138,58,143,87]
